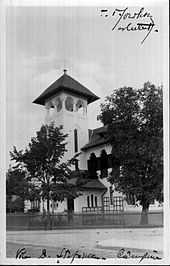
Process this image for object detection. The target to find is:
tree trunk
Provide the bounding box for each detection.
[52,200,54,214]
[46,179,51,229]
[46,178,50,214]
[140,201,149,225]
[47,195,50,213]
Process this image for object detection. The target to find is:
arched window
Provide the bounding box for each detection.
[100,149,108,178]
[87,196,90,208]
[65,96,74,112]
[76,99,84,114]
[55,97,62,112]
[48,101,55,116]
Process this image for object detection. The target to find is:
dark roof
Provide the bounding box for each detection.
[69,170,88,180]
[81,125,109,151]
[81,179,107,191]
[33,72,100,105]
[68,170,107,191]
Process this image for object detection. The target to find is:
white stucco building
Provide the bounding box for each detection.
[24,70,162,214]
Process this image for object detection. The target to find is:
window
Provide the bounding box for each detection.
[91,194,94,207]
[87,194,97,208]
[55,97,62,112]
[31,200,40,210]
[88,153,98,179]
[87,196,90,207]
[126,193,136,205]
[74,129,78,153]
[65,96,74,112]
[49,102,55,116]
[76,99,84,114]
[95,196,98,207]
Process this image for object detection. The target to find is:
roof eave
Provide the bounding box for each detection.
[81,139,109,151]
[33,86,100,106]
[33,98,45,106]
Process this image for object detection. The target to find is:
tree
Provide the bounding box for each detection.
[6,167,29,212]
[10,123,79,214]
[98,82,163,224]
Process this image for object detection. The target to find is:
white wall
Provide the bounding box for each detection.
[74,190,103,212]
[45,92,89,166]
[24,200,31,213]
[39,198,68,213]
[52,199,67,213]
[31,87,162,214]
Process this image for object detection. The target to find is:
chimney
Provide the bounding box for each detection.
[63,69,67,75]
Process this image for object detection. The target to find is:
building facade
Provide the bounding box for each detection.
[24,70,162,214]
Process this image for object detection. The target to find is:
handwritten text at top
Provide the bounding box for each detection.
[100,7,159,44]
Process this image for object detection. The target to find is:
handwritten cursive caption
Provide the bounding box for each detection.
[117,248,162,263]
[100,7,158,44]
[16,247,106,263]
[16,246,162,263]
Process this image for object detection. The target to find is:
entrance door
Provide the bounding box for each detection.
[67,198,74,213]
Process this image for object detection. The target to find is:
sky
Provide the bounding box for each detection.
[6,2,168,169]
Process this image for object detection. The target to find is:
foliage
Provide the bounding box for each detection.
[98,82,163,215]
[6,196,24,213]
[10,123,80,213]
[6,167,29,198]
[6,166,40,212]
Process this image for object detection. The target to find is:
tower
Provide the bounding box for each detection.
[33,70,99,165]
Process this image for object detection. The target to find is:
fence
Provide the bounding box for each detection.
[6,211,163,230]
[82,206,103,213]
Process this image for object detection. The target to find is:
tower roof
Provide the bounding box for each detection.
[33,70,100,105]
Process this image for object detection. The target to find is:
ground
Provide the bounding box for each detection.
[6,227,163,261]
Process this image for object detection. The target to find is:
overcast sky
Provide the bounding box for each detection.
[6,2,168,168]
